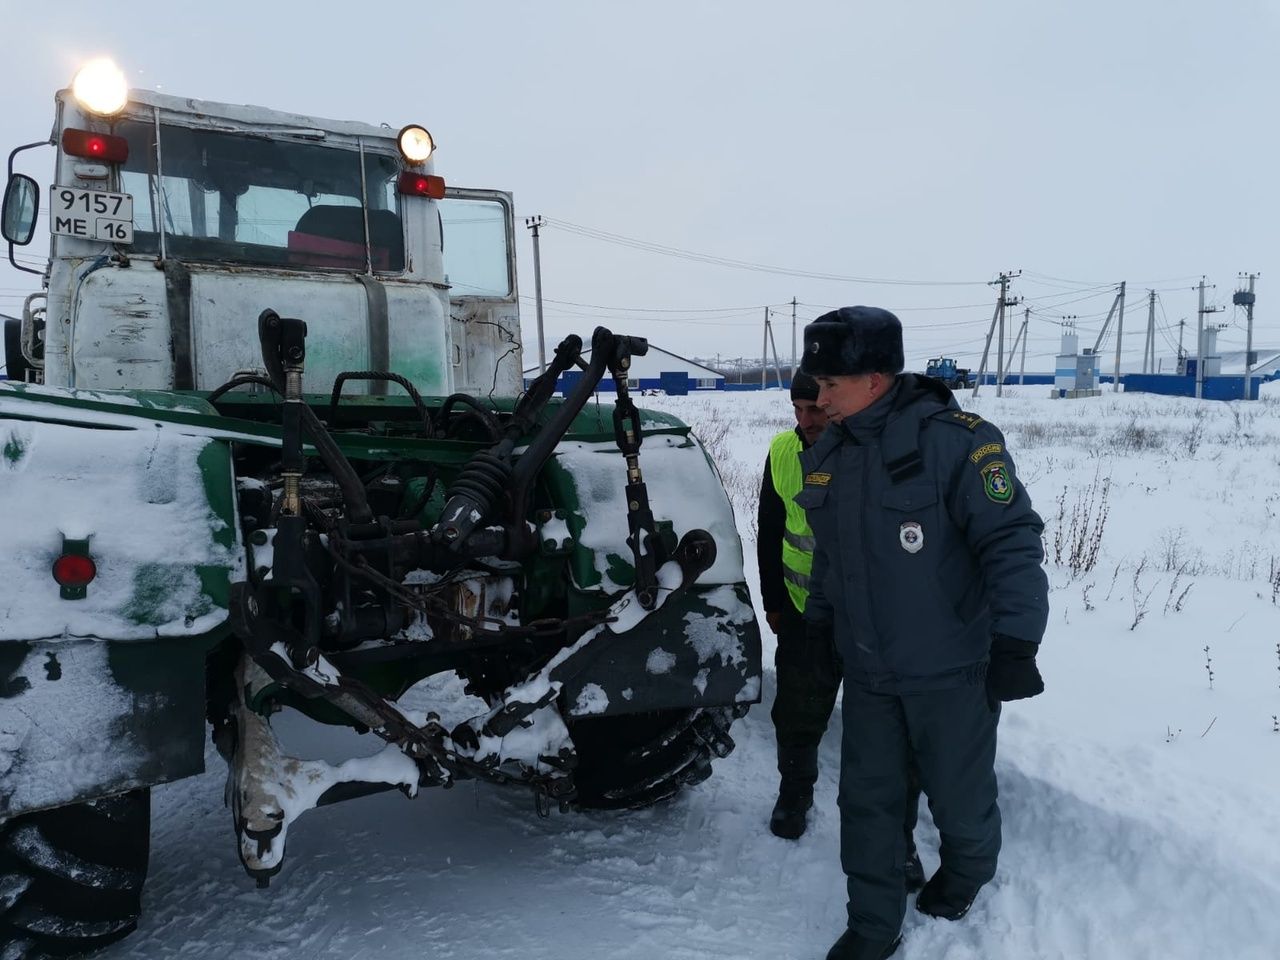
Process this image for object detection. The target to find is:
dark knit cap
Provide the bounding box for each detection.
[789,371,820,402]
[800,306,904,377]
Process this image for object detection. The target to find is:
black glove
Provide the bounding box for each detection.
[986,634,1044,710]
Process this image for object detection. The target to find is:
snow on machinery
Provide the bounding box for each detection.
[0,61,761,955]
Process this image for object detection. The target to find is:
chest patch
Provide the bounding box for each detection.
[804,471,831,486]
[899,521,924,554]
[981,461,1014,504]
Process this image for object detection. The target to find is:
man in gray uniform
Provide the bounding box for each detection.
[797,307,1049,960]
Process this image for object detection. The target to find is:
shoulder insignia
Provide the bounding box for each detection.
[804,471,831,486]
[969,442,1003,464]
[948,411,985,430]
[980,461,1014,504]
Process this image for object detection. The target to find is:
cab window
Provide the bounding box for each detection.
[439,197,511,297]
[117,120,403,272]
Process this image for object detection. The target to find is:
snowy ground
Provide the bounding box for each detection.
[104,386,1280,960]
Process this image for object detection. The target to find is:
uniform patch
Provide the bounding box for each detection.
[980,461,1014,504]
[969,442,1003,464]
[950,411,985,430]
[899,521,924,554]
[804,471,831,486]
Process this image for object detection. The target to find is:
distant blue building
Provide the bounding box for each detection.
[523,344,725,396]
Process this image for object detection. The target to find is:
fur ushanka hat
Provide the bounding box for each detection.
[800,306,904,377]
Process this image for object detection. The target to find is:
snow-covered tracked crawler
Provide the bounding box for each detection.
[570,707,744,810]
[0,791,149,957]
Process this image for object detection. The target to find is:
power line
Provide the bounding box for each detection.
[520,295,792,315]
[538,217,990,286]
[1023,270,1204,288]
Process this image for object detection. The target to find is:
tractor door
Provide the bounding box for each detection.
[440,188,523,396]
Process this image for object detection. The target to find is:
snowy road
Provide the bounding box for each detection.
[107,701,1280,959]
[104,389,1280,959]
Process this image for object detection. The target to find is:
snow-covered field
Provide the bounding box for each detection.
[105,386,1280,960]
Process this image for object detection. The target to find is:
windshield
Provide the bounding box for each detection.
[117,120,404,272]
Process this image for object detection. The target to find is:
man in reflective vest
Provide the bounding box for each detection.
[757,374,923,882]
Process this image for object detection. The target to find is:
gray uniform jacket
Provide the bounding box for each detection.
[798,375,1049,692]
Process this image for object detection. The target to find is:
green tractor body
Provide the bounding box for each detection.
[0,73,760,955]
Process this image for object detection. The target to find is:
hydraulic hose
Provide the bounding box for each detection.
[298,403,374,525]
[437,393,502,441]
[328,371,434,437]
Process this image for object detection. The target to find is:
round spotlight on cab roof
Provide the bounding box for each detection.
[398,125,434,164]
[72,58,129,117]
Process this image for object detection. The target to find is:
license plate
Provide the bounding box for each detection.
[49,186,135,244]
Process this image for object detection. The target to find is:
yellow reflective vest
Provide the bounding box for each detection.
[768,430,815,614]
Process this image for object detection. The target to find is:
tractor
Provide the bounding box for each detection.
[925,356,972,390]
[0,60,760,955]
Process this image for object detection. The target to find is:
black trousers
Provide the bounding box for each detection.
[771,605,842,790]
[771,609,921,852]
[839,679,1001,939]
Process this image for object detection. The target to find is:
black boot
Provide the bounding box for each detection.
[904,846,925,893]
[825,928,902,960]
[915,868,983,921]
[769,785,813,839]
[771,746,818,839]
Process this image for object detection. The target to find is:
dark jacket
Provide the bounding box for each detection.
[756,427,806,617]
[798,375,1048,692]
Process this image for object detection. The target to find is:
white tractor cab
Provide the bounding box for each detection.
[1,59,522,395]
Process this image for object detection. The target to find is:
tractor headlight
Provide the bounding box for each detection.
[397,125,434,164]
[71,59,129,117]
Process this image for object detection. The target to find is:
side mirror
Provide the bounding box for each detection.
[2,175,39,246]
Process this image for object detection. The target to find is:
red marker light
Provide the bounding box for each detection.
[53,553,97,588]
[396,171,446,199]
[61,128,130,164]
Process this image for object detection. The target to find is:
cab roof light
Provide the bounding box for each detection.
[62,129,129,164]
[397,125,434,163]
[397,172,446,200]
[71,59,129,117]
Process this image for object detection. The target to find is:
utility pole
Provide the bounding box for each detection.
[1089,283,1127,391]
[976,270,1019,398]
[1195,278,1221,400]
[761,307,769,388]
[972,303,998,397]
[1143,290,1156,374]
[790,297,798,375]
[1018,306,1030,385]
[997,289,1005,396]
[524,216,546,373]
[1112,281,1126,392]
[1005,311,1028,388]
[1235,273,1259,400]
[1196,279,1205,399]
[767,317,785,388]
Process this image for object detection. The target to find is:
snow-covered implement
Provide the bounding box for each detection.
[0,63,760,956]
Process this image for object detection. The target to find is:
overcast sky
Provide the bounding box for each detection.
[2,0,1276,371]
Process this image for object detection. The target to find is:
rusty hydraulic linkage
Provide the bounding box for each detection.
[605,339,675,609]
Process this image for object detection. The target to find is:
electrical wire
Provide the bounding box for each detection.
[539,217,990,286]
